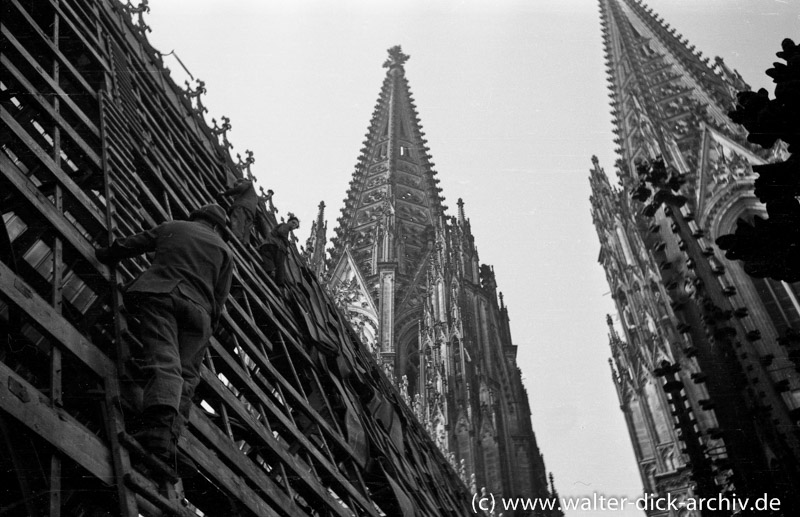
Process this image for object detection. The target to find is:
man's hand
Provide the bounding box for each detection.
[96,246,115,264]
[96,241,125,264]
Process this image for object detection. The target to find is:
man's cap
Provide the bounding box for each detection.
[287,215,300,225]
[190,204,227,228]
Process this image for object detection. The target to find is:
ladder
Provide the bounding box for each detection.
[99,92,194,517]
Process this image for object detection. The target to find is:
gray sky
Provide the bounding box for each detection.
[146,1,798,515]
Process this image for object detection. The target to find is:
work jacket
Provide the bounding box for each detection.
[117,220,233,325]
[222,180,258,215]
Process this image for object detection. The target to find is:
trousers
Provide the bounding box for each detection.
[259,243,288,286]
[128,290,212,429]
[229,205,254,242]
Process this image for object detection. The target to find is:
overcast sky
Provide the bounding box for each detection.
[146,1,798,515]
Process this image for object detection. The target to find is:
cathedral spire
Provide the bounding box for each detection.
[599,0,749,187]
[330,45,446,287]
[328,45,449,363]
[303,200,328,278]
[323,46,559,504]
[594,1,800,505]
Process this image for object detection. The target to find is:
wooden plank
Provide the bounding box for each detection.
[123,471,195,517]
[212,314,356,460]
[188,408,311,517]
[46,0,112,73]
[181,432,284,517]
[94,10,230,193]
[135,151,191,218]
[0,106,108,232]
[0,26,99,135]
[8,0,99,100]
[0,361,114,484]
[0,259,114,379]
[140,137,221,220]
[223,297,273,353]
[101,102,171,224]
[198,366,378,516]
[2,56,102,163]
[96,2,225,168]
[136,89,223,188]
[0,145,109,277]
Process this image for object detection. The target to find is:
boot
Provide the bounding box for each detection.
[133,404,177,462]
[172,410,199,478]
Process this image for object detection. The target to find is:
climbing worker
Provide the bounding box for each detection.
[96,204,233,469]
[217,178,258,243]
[258,215,299,287]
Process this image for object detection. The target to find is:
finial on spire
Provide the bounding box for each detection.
[315,201,326,231]
[383,45,410,70]
[606,314,623,343]
[548,472,560,498]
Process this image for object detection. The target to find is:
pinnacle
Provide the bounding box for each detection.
[383,45,410,71]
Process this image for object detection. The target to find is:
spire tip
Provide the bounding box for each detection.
[383,45,410,70]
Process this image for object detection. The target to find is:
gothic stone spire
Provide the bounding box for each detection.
[599,0,749,189]
[330,45,446,286]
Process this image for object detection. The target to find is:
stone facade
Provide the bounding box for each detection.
[303,46,560,514]
[592,1,800,515]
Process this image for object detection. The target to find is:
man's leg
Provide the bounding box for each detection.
[241,209,254,243]
[173,296,213,438]
[130,293,182,458]
[274,248,288,286]
[259,243,279,277]
[229,206,249,242]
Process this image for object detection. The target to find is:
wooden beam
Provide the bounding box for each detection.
[0,26,99,135]
[2,56,102,164]
[0,361,113,484]
[0,259,114,379]
[7,0,99,100]
[188,408,312,517]
[0,105,108,233]
[198,366,379,516]
[45,0,112,74]
[0,140,109,274]
[181,432,284,517]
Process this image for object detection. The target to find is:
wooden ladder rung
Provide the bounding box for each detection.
[118,431,180,484]
[124,471,195,517]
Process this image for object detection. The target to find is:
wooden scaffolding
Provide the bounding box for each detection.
[0,0,475,515]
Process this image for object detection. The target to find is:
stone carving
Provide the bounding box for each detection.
[705,137,751,186]
[370,164,388,175]
[396,172,422,188]
[123,0,151,33]
[211,116,232,151]
[366,174,387,189]
[236,150,255,180]
[184,79,208,116]
[398,188,423,205]
[328,274,379,357]
[362,187,387,205]
[397,162,416,174]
